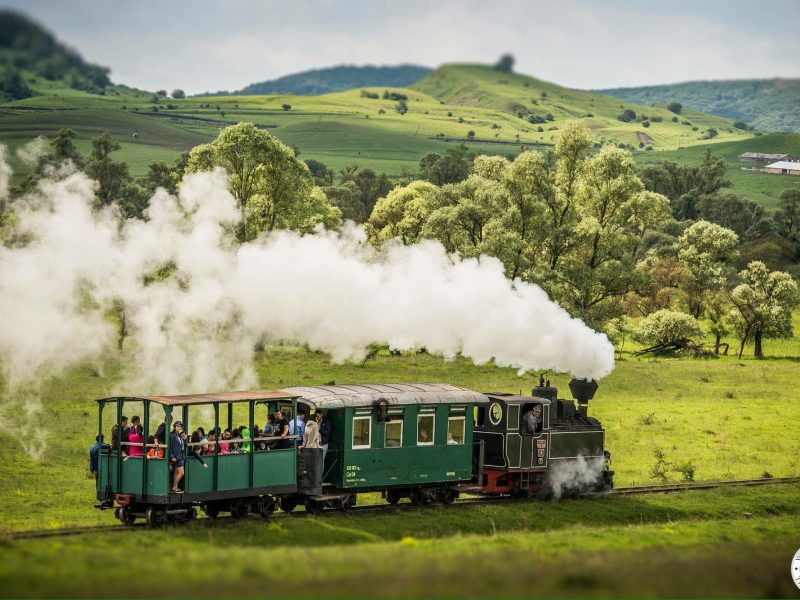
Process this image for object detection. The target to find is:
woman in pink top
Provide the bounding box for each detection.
[218,429,232,454]
[127,425,145,457]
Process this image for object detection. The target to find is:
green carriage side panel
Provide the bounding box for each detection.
[549,430,605,460]
[96,454,169,497]
[185,456,214,493]
[216,454,252,491]
[339,403,474,489]
[253,449,296,487]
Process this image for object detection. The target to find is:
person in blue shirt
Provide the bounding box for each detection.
[169,421,187,493]
[89,434,109,478]
[288,408,307,446]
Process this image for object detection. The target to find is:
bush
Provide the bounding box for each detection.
[642,120,651,128]
[360,90,379,99]
[537,126,544,132]
[282,104,292,111]
[172,89,185,99]
[156,89,167,97]
[650,115,662,122]
[634,310,703,348]
[702,128,718,139]
[395,99,408,115]
[458,116,464,123]
[545,113,555,121]
[467,130,476,139]
[671,116,679,123]
[617,109,637,123]
[668,102,682,114]
[733,120,750,130]
[447,111,453,117]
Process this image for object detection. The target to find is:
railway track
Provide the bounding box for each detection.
[5,476,798,541]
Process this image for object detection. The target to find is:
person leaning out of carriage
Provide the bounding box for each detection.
[170,421,187,493]
[301,413,321,449]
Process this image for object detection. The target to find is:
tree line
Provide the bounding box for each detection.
[7,121,798,359]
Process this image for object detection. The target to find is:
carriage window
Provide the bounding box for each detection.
[352,416,371,449]
[417,414,435,446]
[447,416,465,445]
[385,419,403,447]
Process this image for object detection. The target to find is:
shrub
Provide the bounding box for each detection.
[671,116,679,122]
[172,89,185,99]
[642,120,651,128]
[668,102,682,114]
[650,115,662,122]
[545,113,555,121]
[378,108,385,114]
[395,99,408,115]
[733,120,749,130]
[360,90,379,99]
[156,89,167,97]
[617,109,637,123]
[458,116,464,123]
[675,461,696,482]
[467,130,476,139]
[447,111,453,117]
[702,128,718,138]
[634,309,703,348]
[282,104,292,111]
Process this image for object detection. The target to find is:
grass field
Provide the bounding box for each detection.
[0,316,799,596]
[0,63,757,183]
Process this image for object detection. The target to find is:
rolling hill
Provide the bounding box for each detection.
[600,79,800,133]
[209,65,431,97]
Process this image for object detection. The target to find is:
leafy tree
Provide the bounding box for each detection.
[156,89,167,97]
[667,102,682,114]
[138,161,178,195]
[633,309,703,353]
[697,192,773,241]
[86,133,130,206]
[617,109,637,123]
[282,103,291,111]
[773,189,800,244]
[395,99,408,115]
[51,127,82,165]
[368,180,441,244]
[186,122,340,241]
[321,180,361,221]
[675,220,738,318]
[172,89,185,99]
[494,54,515,73]
[304,158,334,185]
[419,145,472,185]
[0,68,32,100]
[466,130,475,139]
[729,261,799,358]
[149,94,160,103]
[342,168,392,223]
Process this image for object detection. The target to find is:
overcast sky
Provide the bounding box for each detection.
[4,0,799,95]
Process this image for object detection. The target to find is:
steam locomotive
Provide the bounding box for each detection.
[96,378,612,525]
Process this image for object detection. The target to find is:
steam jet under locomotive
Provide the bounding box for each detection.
[96,377,612,525]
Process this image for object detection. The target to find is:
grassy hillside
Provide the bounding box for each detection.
[412,64,754,149]
[217,64,431,96]
[601,79,800,133]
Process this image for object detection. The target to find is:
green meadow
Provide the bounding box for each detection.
[0,313,799,596]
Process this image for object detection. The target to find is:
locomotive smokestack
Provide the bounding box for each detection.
[569,378,598,417]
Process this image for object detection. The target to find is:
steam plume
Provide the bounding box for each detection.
[0,149,614,454]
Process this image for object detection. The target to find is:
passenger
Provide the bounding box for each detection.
[273,410,290,450]
[255,440,268,452]
[206,431,217,455]
[188,431,209,468]
[120,416,130,435]
[169,421,187,493]
[197,427,207,441]
[241,425,251,454]
[263,413,276,436]
[128,424,145,457]
[316,410,331,462]
[219,429,232,454]
[289,408,307,445]
[523,405,542,434]
[301,414,321,449]
[89,434,110,478]
[154,422,167,446]
[119,418,130,456]
[130,415,141,431]
[110,424,119,452]
[146,435,164,459]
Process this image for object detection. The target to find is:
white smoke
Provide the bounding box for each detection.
[545,456,607,500]
[0,147,615,455]
[16,137,48,167]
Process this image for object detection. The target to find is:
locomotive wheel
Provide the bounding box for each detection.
[440,488,458,505]
[254,496,276,519]
[279,496,298,513]
[178,507,197,523]
[304,498,324,515]
[118,505,136,526]
[145,507,166,528]
[385,490,401,505]
[230,499,249,519]
[410,489,432,506]
[203,503,221,519]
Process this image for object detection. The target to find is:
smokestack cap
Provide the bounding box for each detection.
[569,378,598,403]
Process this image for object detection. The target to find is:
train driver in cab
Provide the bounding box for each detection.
[523,404,542,434]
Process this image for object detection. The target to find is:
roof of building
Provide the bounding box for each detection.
[280,383,489,409]
[98,390,298,407]
[766,161,800,170]
[739,152,793,160]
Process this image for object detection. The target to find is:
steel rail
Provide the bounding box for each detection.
[5,476,799,541]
